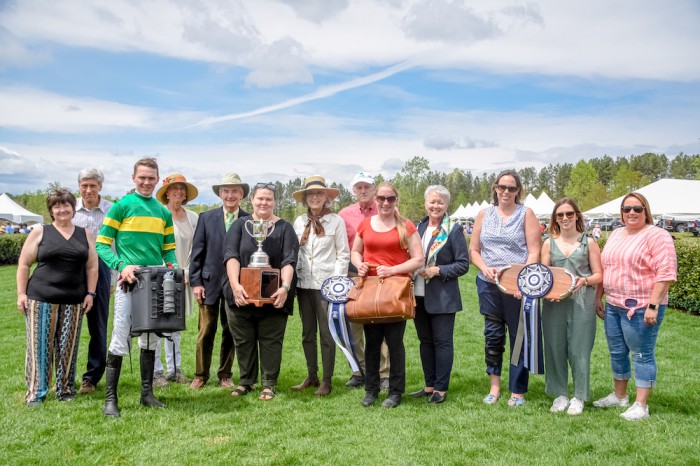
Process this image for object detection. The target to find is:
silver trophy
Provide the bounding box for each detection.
[244,219,276,267]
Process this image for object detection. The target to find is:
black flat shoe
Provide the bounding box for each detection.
[382,394,402,408]
[345,375,365,388]
[428,392,446,404]
[361,392,378,407]
[409,388,433,398]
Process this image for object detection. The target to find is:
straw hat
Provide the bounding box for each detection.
[212,173,250,198]
[292,176,340,203]
[156,174,198,204]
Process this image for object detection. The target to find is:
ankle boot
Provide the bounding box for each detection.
[314,378,332,396]
[291,373,320,391]
[103,352,122,418]
[140,349,165,408]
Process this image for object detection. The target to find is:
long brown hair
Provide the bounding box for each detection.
[548,197,584,236]
[376,182,409,249]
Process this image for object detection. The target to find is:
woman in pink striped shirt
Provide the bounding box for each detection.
[593,192,676,421]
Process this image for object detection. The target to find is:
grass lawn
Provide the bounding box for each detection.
[1,264,699,465]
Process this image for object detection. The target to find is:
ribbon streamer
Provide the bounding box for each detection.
[321,276,362,374]
[327,302,361,373]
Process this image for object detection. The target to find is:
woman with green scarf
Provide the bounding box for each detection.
[410,185,470,404]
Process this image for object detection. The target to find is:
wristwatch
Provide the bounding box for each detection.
[648,303,657,310]
[87,291,97,298]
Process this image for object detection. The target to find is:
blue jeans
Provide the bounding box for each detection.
[604,303,665,389]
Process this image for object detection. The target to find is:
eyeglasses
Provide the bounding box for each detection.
[495,184,518,193]
[254,182,276,191]
[376,195,397,204]
[306,191,325,198]
[555,211,576,219]
[622,205,645,214]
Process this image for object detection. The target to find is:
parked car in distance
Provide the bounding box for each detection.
[658,215,697,233]
[595,217,622,232]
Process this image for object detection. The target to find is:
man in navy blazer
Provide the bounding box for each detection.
[189,173,250,389]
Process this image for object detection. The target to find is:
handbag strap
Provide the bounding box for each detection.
[355,263,381,289]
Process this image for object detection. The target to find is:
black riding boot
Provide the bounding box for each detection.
[103,352,122,418]
[140,349,165,408]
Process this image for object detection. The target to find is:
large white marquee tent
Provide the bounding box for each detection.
[584,179,700,217]
[0,193,43,224]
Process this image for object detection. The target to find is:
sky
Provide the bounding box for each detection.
[1,0,700,204]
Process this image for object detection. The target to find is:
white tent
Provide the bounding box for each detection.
[450,204,468,219]
[584,179,700,217]
[0,193,43,224]
[537,192,555,212]
[523,193,538,211]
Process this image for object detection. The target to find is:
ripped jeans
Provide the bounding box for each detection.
[604,303,665,389]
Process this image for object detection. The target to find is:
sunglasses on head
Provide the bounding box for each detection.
[495,184,518,193]
[376,195,397,203]
[555,211,576,219]
[254,182,276,191]
[622,205,644,214]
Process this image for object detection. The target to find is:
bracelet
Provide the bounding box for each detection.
[281,284,290,292]
[584,277,588,286]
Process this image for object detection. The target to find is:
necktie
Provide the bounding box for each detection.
[225,212,235,231]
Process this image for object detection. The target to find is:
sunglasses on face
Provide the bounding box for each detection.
[376,195,397,204]
[622,205,645,214]
[495,184,518,193]
[556,211,576,219]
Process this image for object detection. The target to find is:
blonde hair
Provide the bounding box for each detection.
[376,182,409,249]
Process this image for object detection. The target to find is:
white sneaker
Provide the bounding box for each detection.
[593,392,630,408]
[567,397,584,415]
[550,396,569,413]
[620,402,649,421]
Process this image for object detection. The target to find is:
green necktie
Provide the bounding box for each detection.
[225,212,235,231]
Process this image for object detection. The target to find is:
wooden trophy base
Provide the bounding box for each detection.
[495,263,576,300]
[240,267,280,307]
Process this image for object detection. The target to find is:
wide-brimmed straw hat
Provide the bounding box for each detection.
[212,173,250,198]
[292,176,340,203]
[156,174,199,205]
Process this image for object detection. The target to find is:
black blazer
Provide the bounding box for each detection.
[416,216,470,314]
[189,206,249,306]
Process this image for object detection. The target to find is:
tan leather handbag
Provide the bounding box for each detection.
[345,266,416,324]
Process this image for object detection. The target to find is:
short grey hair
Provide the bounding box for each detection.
[78,168,104,186]
[424,185,451,204]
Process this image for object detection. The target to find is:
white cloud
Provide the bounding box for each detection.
[244,36,313,87]
[2,0,699,81]
[0,86,203,133]
[278,0,349,23]
[402,0,502,44]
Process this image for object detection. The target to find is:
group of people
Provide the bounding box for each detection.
[16,162,676,421]
[469,169,676,420]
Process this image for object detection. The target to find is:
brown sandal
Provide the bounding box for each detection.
[231,385,253,397]
[258,387,276,400]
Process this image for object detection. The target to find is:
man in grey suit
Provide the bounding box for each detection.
[189,173,249,389]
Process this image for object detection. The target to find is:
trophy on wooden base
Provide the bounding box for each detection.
[240,219,280,307]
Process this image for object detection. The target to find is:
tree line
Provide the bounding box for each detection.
[6,152,700,224]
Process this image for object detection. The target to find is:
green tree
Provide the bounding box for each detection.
[552,163,573,199]
[564,161,599,210]
[629,152,668,181]
[590,155,617,186]
[519,166,538,195]
[669,153,698,179]
[610,165,649,198]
